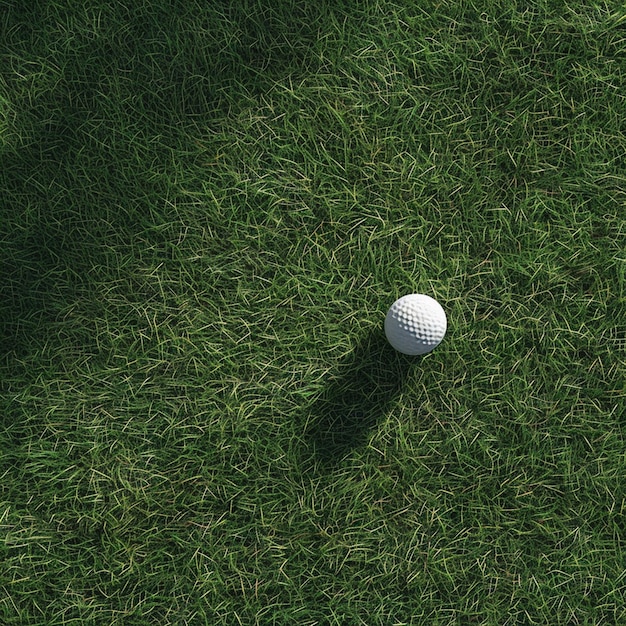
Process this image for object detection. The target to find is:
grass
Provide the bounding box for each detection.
[1,1,625,624]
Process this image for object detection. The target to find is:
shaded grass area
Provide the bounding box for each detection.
[1,1,625,624]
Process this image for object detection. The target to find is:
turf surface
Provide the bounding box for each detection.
[1,1,625,624]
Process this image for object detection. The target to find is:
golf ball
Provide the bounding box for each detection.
[384,294,447,355]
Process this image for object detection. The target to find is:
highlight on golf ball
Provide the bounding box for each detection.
[384,294,447,355]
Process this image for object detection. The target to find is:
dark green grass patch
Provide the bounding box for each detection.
[1,1,625,625]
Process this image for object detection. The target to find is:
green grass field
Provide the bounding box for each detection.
[1,1,625,624]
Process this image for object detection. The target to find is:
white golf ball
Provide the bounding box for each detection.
[384,294,447,355]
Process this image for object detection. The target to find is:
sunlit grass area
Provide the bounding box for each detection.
[1,2,625,624]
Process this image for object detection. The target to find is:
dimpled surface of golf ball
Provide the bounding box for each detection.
[384,294,447,355]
